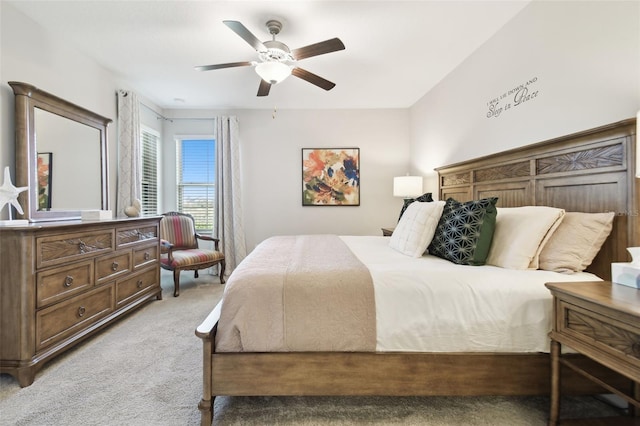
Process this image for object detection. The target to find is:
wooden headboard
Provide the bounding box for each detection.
[436,118,638,280]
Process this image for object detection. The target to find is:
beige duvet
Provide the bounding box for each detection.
[214,235,376,352]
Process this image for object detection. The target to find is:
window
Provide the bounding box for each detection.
[140,127,159,216]
[176,138,216,232]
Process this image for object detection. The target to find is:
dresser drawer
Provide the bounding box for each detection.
[558,299,640,366]
[116,268,158,308]
[37,229,114,269]
[133,242,158,270]
[36,260,94,308]
[116,224,158,248]
[36,284,114,351]
[96,250,132,284]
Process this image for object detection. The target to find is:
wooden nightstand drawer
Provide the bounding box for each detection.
[36,260,94,308]
[559,299,640,366]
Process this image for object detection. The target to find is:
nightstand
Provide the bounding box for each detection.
[546,281,640,425]
[381,227,394,236]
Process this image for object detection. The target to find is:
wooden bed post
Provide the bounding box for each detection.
[196,303,221,426]
[197,335,214,426]
[549,340,561,426]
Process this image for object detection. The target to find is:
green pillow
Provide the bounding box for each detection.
[428,197,498,265]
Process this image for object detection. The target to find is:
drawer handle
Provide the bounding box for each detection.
[111,262,119,271]
[144,252,150,260]
[78,241,86,253]
[64,276,74,287]
[632,343,640,357]
[77,306,86,318]
[137,279,143,288]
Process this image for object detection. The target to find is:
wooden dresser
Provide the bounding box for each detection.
[0,217,162,387]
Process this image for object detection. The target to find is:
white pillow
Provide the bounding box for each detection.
[486,206,565,270]
[389,201,445,257]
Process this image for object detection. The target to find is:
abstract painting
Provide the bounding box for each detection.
[302,148,360,206]
[37,152,52,210]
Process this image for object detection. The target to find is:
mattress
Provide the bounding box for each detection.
[341,236,599,353]
[215,235,600,353]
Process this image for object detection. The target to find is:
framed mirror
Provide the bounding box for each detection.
[9,82,111,222]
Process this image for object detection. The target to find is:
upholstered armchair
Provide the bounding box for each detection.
[159,212,225,297]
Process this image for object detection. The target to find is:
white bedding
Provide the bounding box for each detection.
[340,236,600,353]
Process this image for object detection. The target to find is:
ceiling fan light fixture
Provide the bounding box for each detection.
[255,61,292,85]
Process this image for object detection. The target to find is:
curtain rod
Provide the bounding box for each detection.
[139,101,173,122]
[119,92,217,122]
[140,102,217,122]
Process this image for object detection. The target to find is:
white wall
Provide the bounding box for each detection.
[6,1,633,253]
[162,108,411,250]
[0,2,118,218]
[410,1,640,193]
[0,3,411,247]
[0,2,163,220]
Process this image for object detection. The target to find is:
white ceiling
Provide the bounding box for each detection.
[7,0,531,110]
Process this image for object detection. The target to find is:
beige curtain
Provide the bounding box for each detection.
[215,116,247,274]
[116,90,141,217]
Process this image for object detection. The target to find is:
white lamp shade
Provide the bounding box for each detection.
[255,62,292,85]
[393,176,423,198]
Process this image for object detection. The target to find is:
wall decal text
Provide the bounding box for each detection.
[486,77,540,118]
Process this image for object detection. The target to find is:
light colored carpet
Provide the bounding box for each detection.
[0,271,622,425]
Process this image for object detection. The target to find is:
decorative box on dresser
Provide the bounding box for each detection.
[0,217,162,387]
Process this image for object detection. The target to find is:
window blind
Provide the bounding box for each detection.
[141,128,159,216]
[176,139,216,232]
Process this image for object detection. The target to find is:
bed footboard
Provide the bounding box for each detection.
[195,301,221,426]
[197,308,630,426]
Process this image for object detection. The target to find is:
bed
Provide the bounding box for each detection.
[196,118,638,425]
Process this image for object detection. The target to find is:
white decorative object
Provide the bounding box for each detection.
[124,198,141,217]
[627,247,640,266]
[0,166,29,226]
[612,253,640,289]
[81,210,113,221]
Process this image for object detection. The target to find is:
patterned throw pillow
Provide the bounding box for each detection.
[397,193,434,222]
[428,197,498,265]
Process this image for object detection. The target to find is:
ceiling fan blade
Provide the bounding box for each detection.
[292,67,336,91]
[195,61,253,71]
[257,79,271,97]
[223,20,267,52]
[291,38,345,60]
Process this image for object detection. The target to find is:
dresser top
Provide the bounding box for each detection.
[0,216,161,232]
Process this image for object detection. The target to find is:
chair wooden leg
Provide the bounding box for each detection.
[173,270,181,297]
[219,260,226,284]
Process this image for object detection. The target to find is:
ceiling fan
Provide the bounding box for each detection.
[195,20,345,97]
